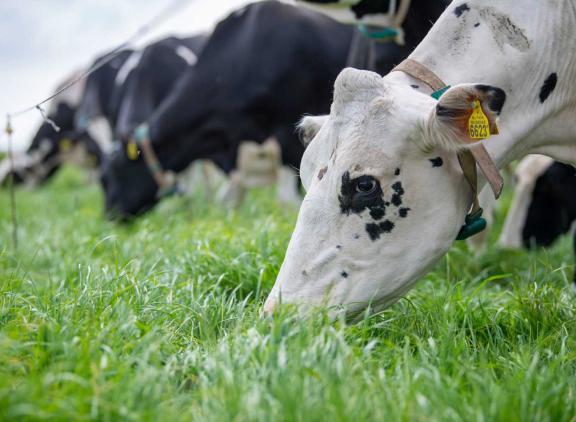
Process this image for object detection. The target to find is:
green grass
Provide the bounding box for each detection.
[1,167,575,421]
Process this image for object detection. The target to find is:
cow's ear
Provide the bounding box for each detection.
[426,84,506,151]
[298,115,328,147]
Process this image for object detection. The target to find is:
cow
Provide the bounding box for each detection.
[99,1,354,218]
[99,0,450,218]
[112,35,207,142]
[499,156,576,281]
[297,0,450,75]
[265,0,576,319]
[0,70,103,187]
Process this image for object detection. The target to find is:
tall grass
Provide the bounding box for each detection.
[1,167,575,421]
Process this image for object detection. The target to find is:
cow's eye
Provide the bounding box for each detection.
[356,176,377,194]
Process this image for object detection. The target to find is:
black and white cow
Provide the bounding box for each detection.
[112,35,207,142]
[100,0,450,218]
[74,49,135,152]
[99,1,354,217]
[0,70,103,186]
[76,36,206,145]
[266,0,576,318]
[298,0,450,75]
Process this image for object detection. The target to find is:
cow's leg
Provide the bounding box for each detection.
[277,166,302,206]
[498,181,534,249]
[573,229,576,285]
[218,170,246,209]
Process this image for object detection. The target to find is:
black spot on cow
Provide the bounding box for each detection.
[339,171,386,219]
[430,157,444,167]
[318,166,328,180]
[474,22,481,27]
[399,208,411,218]
[302,270,308,277]
[340,172,408,240]
[336,245,342,250]
[341,271,348,278]
[392,181,404,195]
[353,233,360,240]
[391,181,405,207]
[366,220,395,241]
[394,168,401,176]
[370,206,386,220]
[539,73,558,104]
[454,3,470,17]
[410,85,420,90]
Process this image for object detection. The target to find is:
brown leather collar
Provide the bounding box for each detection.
[133,124,178,198]
[393,59,504,206]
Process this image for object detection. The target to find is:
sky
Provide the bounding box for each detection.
[0,0,270,151]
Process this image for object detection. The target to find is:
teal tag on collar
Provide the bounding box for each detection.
[134,124,149,144]
[431,85,451,100]
[456,208,487,241]
[358,25,399,41]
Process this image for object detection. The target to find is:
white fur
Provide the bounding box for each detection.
[115,51,143,87]
[266,0,576,318]
[175,46,198,66]
[86,116,113,154]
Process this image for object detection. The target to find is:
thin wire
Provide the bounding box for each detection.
[8,0,193,119]
[5,115,18,250]
[3,0,194,252]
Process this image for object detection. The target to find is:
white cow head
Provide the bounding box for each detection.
[265,68,506,319]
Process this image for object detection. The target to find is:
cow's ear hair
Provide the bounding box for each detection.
[426,84,506,151]
[298,115,328,147]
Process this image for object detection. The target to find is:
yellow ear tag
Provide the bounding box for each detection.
[59,138,72,152]
[468,100,490,140]
[127,141,139,160]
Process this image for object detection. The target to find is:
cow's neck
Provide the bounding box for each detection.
[389,1,576,170]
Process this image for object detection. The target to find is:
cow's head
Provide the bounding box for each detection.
[100,122,232,219]
[0,103,101,187]
[99,141,159,219]
[265,68,506,319]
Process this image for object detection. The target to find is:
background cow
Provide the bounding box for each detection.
[0,70,103,187]
[100,0,451,218]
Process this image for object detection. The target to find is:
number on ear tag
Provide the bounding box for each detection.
[468,100,490,140]
[127,142,139,160]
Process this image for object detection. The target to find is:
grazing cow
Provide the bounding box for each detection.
[75,36,206,144]
[100,0,450,218]
[100,1,354,218]
[74,49,135,152]
[0,71,103,187]
[112,35,207,141]
[265,0,576,319]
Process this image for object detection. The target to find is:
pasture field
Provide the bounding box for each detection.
[1,167,575,421]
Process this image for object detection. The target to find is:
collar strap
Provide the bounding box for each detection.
[394,59,445,92]
[133,124,178,198]
[392,58,504,240]
[357,0,412,45]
